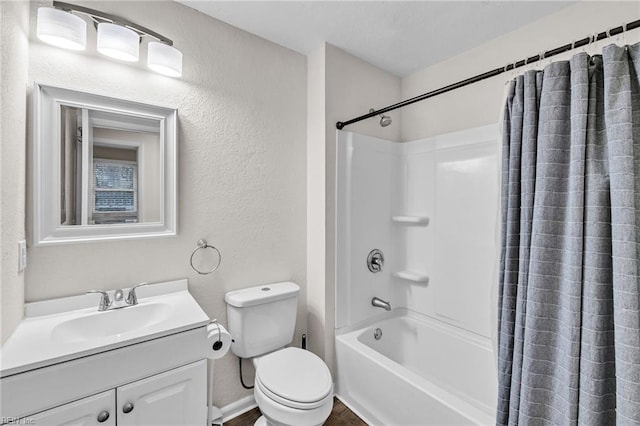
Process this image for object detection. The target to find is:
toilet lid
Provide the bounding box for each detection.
[256,347,332,404]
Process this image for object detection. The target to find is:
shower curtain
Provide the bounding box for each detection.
[497,43,640,425]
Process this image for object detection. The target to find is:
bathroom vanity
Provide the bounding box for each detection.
[0,280,209,425]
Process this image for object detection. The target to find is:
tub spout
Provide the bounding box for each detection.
[372,297,391,311]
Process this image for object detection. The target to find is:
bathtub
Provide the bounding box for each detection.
[335,309,496,425]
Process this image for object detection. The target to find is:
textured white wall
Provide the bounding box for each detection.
[1,0,29,345]
[307,42,401,372]
[24,0,306,407]
[401,1,640,140]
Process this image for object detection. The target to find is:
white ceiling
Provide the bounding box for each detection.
[177,1,574,77]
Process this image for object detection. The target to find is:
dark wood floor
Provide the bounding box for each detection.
[225,397,367,426]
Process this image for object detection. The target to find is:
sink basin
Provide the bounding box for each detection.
[51,302,171,343]
[1,279,211,378]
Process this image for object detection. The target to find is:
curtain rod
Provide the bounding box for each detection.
[336,19,640,130]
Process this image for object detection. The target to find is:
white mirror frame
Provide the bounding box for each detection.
[33,83,177,245]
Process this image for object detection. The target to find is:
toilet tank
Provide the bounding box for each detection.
[225,282,300,358]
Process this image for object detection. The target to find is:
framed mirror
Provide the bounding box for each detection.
[33,84,177,245]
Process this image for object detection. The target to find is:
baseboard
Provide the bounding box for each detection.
[220,395,258,422]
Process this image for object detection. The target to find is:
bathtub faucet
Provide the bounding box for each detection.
[371,297,391,311]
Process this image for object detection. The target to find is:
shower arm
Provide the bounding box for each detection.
[336,19,640,130]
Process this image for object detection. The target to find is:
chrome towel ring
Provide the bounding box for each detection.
[190,239,222,275]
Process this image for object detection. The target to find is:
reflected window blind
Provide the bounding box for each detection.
[93,160,137,213]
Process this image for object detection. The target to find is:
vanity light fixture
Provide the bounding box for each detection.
[96,23,139,62]
[147,42,183,77]
[37,1,183,77]
[36,7,87,50]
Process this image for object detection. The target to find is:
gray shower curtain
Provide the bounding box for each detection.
[497,43,640,425]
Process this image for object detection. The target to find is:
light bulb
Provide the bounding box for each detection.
[97,23,139,62]
[37,7,87,51]
[147,42,183,77]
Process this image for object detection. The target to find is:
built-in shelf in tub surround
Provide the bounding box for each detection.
[393,271,430,283]
[391,216,430,226]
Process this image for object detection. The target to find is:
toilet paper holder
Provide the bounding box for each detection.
[210,320,224,351]
[206,319,229,426]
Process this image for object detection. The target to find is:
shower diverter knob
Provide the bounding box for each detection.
[367,249,384,273]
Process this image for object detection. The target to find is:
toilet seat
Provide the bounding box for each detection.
[255,375,333,410]
[255,347,333,410]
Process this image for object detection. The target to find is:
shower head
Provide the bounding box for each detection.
[369,108,392,127]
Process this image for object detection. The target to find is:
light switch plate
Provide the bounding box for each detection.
[18,240,27,272]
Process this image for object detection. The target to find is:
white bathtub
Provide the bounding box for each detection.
[335,309,496,425]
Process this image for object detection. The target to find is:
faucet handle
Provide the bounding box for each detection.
[367,249,384,273]
[114,289,124,302]
[87,290,112,311]
[126,282,148,306]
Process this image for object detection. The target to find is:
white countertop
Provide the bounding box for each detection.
[0,279,210,378]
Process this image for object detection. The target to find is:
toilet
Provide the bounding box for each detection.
[225,282,333,426]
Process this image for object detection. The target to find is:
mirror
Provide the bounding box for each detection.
[33,84,177,245]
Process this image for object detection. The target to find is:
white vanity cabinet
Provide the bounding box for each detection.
[22,361,206,426]
[117,361,206,426]
[1,329,208,425]
[28,390,116,426]
[1,280,211,426]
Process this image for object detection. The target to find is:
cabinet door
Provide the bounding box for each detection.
[117,360,206,426]
[28,390,115,426]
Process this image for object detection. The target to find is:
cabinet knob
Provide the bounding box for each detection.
[122,402,134,414]
[97,410,110,423]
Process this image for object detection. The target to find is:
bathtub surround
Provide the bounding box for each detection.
[0,0,29,345]
[335,126,499,423]
[498,46,640,425]
[335,126,499,336]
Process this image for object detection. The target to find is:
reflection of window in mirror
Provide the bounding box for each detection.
[60,105,80,226]
[93,155,138,224]
[59,107,161,227]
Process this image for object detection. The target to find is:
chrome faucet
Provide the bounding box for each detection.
[371,297,391,311]
[86,290,112,311]
[126,282,149,306]
[86,282,149,311]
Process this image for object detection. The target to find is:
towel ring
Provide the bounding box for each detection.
[190,239,222,275]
